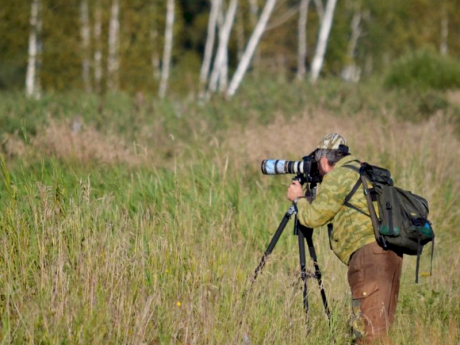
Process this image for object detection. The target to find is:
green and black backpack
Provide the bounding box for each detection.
[343,162,435,283]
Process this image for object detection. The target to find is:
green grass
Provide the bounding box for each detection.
[0,80,459,344]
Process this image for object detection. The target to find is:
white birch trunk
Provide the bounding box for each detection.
[151,29,161,81]
[310,0,337,83]
[199,0,221,96]
[346,12,361,59]
[208,0,238,94]
[440,13,448,56]
[26,0,41,99]
[313,0,324,23]
[107,0,120,91]
[248,0,258,27]
[297,0,310,80]
[219,49,229,92]
[80,0,92,93]
[94,4,103,93]
[35,0,43,97]
[217,3,229,92]
[248,0,261,70]
[265,5,300,31]
[227,0,277,97]
[341,11,361,82]
[159,0,175,99]
[236,8,245,61]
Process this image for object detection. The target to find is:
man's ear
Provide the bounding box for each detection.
[318,156,327,171]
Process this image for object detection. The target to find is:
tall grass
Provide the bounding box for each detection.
[0,85,459,344]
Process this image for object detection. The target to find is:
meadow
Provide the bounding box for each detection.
[1,78,459,344]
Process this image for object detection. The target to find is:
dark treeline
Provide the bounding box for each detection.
[1,0,459,96]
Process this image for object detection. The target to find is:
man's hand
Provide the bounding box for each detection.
[287,180,304,202]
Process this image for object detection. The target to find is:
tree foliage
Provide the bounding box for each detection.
[384,49,460,91]
[0,0,459,94]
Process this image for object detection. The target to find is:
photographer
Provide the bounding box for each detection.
[286,133,403,345]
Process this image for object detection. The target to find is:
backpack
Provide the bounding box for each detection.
[343,162,435,283]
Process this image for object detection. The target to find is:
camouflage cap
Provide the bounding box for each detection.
[317,133,347,150]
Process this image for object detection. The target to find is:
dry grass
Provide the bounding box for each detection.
[30,118,149,165]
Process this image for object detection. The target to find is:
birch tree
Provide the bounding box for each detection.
[26,0,42,99]
[107,0,120,91]
[217,3,229,92]
[227,0,277,97]
[440,9,448,55]
[80,0,92,93]
[151,29,161,81]
[199,0,222,96]
[159,0,175,99]
[341,11,362,82]
[208,0,238,94]
[94,3,103,93]
[248,0,259,26]
[297,0,310,80]
[310,0,337,83]
[313,0,324,23]
[236,9,246,61]
[248,0,261,70]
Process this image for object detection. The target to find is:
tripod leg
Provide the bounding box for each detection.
[297,220,310,327]
[251,206,296,284]
[303,226,331,322]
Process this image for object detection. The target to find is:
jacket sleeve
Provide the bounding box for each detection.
[296,168,357,228]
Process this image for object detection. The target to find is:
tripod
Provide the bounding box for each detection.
[250,200,331,327]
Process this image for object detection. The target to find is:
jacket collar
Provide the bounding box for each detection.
[333,154,359,169]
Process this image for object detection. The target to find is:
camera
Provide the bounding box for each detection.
[261,153,321,184]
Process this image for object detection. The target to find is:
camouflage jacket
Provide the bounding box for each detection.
[296,155,375,265]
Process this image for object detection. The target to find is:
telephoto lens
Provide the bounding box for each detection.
[261,160,305,175]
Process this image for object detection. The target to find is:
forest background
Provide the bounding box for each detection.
[1,0,460,344]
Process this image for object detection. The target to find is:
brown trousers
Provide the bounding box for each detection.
[348,242,403,344]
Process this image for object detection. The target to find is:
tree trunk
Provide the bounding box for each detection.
[440,11,448,56]
[248,0,259,27]
[26,0,42,99]
[219,49,229,92]
[248,0,261,71]
[227,0,277,97]
[236,8,245,61]
[297,0,310,80]
[313,0,324,23]
[310,0,337,83]
[217,3,229,92]
[107,0,120,91]
[80,0,92,93]
[208,0,238,94]
[94,3,103,94]
[35,0,43,97]
[199,0,221,97]
[341,11,361,82]
[151,29,161,81]
[159,0,175,99]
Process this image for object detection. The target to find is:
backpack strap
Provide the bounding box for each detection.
[342,164,370,218]
[342,163,387,249]
[343,164,360,173]
[415,225,435,283]
[327,223,333,250]
[415,231,422,283]
[360,174,388,250]
[430,234,435,276]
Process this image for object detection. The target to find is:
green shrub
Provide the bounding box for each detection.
[384,49,460,91]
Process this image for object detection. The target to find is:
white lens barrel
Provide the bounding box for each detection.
[261,160,304,175]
